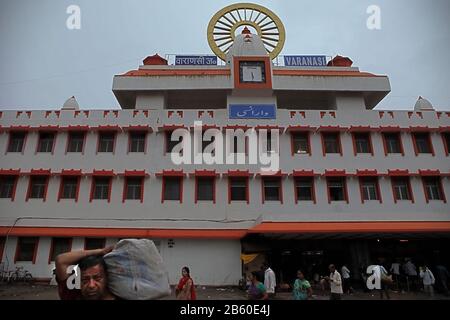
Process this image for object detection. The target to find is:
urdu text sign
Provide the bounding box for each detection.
[229,104,276,119]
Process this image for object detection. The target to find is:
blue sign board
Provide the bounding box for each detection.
[229,104,276,119]
[284,55,327,67]
[175,55,217,65]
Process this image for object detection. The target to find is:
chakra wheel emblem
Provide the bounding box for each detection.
[207,3,286,61]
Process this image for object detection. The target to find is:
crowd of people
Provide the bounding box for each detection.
[53,244,450,300]
[244,258,450,300]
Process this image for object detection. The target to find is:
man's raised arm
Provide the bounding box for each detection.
[55,246,113,282]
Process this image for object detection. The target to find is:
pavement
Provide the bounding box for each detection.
[1,283,449,300]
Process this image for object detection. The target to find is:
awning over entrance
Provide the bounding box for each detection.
[247,221,450,239]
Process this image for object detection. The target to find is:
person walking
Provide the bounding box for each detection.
[324,264,343,300]
[420,265,435,298]
[341,264,352,294]
[248,271,268,300]
[378,264,391,300]
[293,270,312,300]
[262,263,276,299]
[175,266,197,300]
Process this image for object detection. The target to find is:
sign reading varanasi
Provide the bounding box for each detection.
[229,104,276,119]
[175,55,217,65]
[284,55,327,67]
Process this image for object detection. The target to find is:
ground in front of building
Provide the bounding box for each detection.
[0,283,449,300]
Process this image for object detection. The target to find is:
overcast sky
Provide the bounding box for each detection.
[0,0,449,110]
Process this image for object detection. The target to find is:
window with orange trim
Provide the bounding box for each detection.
[84,238,106,250]
[294,177,314,202]
[353,133,372,154]
[91,177,111,201]
[391,177,413,201]
[27,176,49,200]
[195,176,214,202]
[7,132,26,153]
[327,177,348,202]
[412,132,433,155]
[0,237,5,261]
[442,132,450,156]
[165,131,182,154]
[15,237,39,263]
[359,177,381,202]
[37,132,55,153]
[124,177,144,201]
[59,176,79,200]
[422,177,445,202]
[0,175,18,200]
[162,176,182,202]
[129,131,146,153]
[49,237,71,263]
[229,177,248,203]
[383,133,402,154]
[291,132,310,155]
[322,132,341,154]
[98,132,115,153]
[67,132,85,153]
[262,177,282,203]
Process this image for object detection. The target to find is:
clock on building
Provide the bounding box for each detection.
[239,61,266,83]
[233,57,272,89]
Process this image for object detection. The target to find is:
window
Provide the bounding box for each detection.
[163,177,182,202]
[0,175,18,199]
[294,177,314,202]
[7,132,26,153]
[166,131,182,153]
[27,176,48,200]
[392,177,413,202]
[202,133,215,154]
[229,177,248,202]
[67,132,85,153]
[354,133,372,154]
[263,178,282,202]
[15,237,38,263]
[84,238,106,250]
[129,132,146,153]
[91,177,111,201]
[232,135,246,154]
[422,177,445,202]
[360,177,381,202]
[98,132,115,153]
[292,132,310,155]
[124,177,143,201]
[59,176,79,200]
[37,132,55,153]
[327,178,347,202]
[49,238,71,263]
[0,237,5,261]
[412,133,433,155]
[383,133,402,154]
[442,132,450,155]
[265,131,273,153]
[322,133,341,154]
[196,177,214,202]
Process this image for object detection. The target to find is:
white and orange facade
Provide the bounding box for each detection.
[1,5,450,285]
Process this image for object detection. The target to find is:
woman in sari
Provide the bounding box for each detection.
[293,270,313,300]
[247,271,269,300]
[175,266,197,300]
